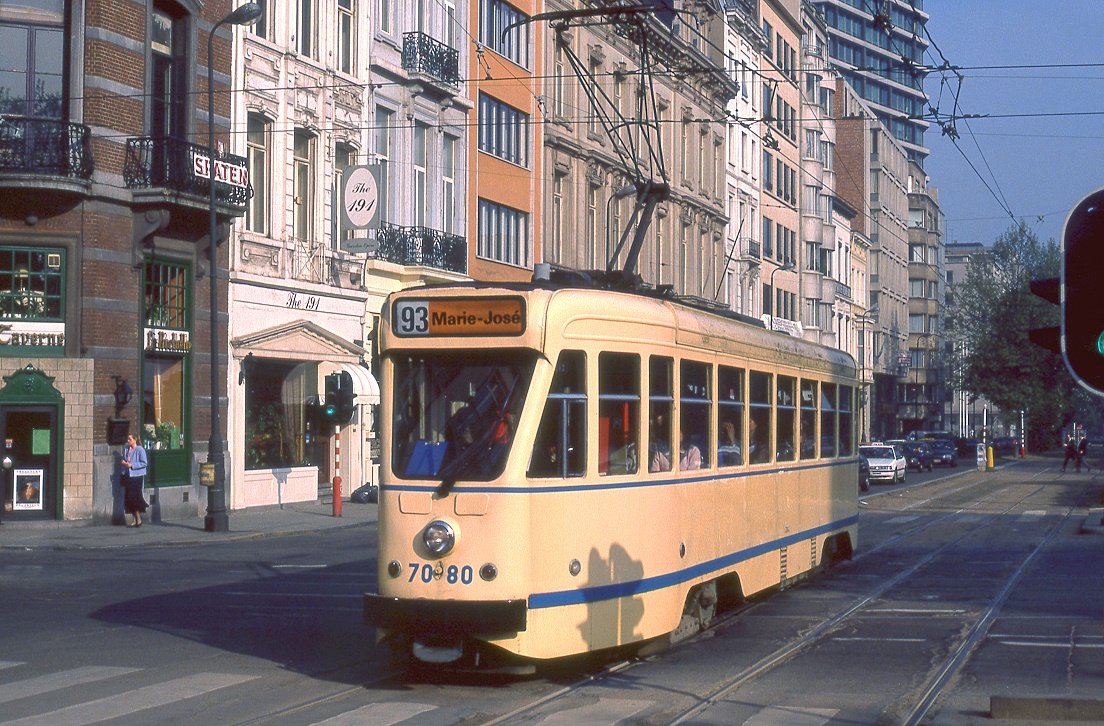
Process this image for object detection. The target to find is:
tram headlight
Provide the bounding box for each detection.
[421,520,456,557]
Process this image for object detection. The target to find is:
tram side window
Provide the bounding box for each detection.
[599,352,640,475]
[800,379,818,460]
[776,375,796,462]
[528,350,587,478]
[838,385,854,455]
[648,356,674,472]
[749,371,772,463]
[821,383,837,457]
[718,366,744,467]
[680,360,710,469]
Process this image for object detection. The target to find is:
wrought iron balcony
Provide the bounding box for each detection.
[740,237,761,260]
[374,222,467,274]
[0,115,93,179]
[402,32,460,88]
[123,136,251,208]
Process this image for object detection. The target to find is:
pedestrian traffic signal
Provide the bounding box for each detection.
[321,371,355,424]
[1063,188,1104,395]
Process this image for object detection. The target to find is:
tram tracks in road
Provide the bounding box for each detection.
[483,467,1085,725]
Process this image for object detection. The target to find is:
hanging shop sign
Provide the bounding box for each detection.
[0,321,65,351]
[193,154,250,189]
[144,327,191,354]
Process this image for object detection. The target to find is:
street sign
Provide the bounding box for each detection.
[342,237,379,254]
[341,165,380,231]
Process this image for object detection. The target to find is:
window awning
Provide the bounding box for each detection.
[335,363,380,405]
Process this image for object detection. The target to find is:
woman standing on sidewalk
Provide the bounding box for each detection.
[121,434,149,527]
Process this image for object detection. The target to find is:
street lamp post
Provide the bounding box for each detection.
[767,259,795,331]
[205,2,262,533]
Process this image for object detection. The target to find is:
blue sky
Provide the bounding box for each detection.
[920,1,1104,247]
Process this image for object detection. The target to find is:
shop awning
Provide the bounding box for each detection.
[336,363,380,405]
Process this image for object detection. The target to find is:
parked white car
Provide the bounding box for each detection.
[859,444,907,484]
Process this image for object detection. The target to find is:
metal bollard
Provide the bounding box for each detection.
[332,475,343,518]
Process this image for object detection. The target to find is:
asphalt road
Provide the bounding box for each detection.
[1,456,1101,725]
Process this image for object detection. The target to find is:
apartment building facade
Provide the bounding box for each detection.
[0,0,256,521]
[227,0,470,507]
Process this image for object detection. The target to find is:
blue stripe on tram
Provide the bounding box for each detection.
[527,514,860,609]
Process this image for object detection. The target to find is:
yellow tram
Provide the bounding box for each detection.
[364,279,858,667]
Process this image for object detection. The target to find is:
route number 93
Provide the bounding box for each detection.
[394,301,429,335]
[408,561,475,585]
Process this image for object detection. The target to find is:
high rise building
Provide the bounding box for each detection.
[810,0,930,164]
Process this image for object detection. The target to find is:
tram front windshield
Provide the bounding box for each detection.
[392,352,534,481]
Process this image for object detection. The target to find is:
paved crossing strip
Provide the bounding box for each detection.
[0,672,258,726]
[312,702,436,725]
[0,666,139,705]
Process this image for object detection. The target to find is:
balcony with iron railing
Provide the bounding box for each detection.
[123,136,251,211]
[739,237,761,261]
[0,115,94,196]
[402,32,460,91]
[373,222,467,274]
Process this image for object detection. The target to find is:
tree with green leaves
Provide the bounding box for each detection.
[947,221,1076,450]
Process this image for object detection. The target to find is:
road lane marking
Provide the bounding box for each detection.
[536,698,653,724]
[745,706,838,725]
[0,672,258,726]
[0,666,139,705]
[0,662,22,671]
[312,702,436,725]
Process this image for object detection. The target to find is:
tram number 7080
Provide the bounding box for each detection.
[408,562,475,585]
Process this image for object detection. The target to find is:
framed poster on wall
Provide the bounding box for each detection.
[13,469,43,510]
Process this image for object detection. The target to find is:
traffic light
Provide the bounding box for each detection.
[321,371,355,425]
[1028,277,1059,354]
[1063,188,1104,395]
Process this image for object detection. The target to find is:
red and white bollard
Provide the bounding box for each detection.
[332,430,343,518]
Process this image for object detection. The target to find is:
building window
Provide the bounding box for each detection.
[245,114,269,235]
[141,260,190,464]
[377,0,390,34]
[245,360,320,470]
[252,0,271,40]
[551,174,563,261]
[337,0,355,74]
[296,0,315,58]
[479,0,528,67]
[412,122,427,227]
[334,141,356,247]
[478,198,529,267]
[374,107,393,223]
[0,246,64,321]
[144,261,187,329]
[478,93,529,167]
[0,0,64,118]
[441,135,456,233]
[150,5,187,139]
[293,129,314,241]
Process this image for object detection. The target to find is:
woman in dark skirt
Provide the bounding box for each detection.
[121,434,149,527]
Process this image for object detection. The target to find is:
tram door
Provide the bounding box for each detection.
[0,408,57,520]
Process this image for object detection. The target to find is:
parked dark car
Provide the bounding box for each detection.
[991,436,1020,455]
[955,437,979,457]
[928,439,957,467]
[858,453,871,492]
[900,441,933,472]
[350,482,378,503]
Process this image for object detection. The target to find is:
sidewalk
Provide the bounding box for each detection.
[0,500,378,551]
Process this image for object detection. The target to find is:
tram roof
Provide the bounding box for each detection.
[391,269,857,373]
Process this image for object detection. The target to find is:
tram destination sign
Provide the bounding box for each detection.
[393,297,526,337]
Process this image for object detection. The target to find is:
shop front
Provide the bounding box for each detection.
[230,320,379,509]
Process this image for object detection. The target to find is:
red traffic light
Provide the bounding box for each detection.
[1062,188,1104,395]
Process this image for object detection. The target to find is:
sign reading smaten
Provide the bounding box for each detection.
[193,155,250,189]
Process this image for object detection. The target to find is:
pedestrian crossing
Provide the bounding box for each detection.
[0,660,838,725]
